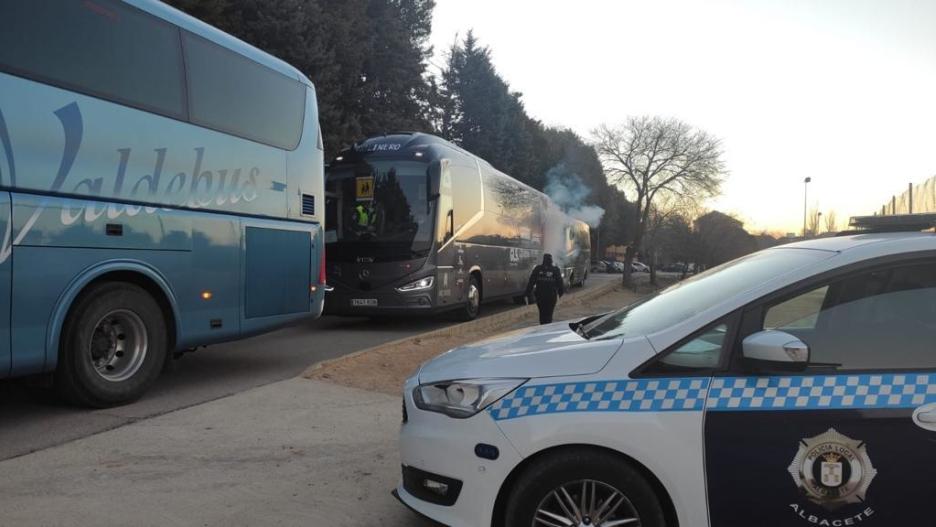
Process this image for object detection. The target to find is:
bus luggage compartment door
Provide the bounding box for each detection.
[243,224,313,319]
[0,192,9,377]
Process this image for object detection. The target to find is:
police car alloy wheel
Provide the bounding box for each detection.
[504,449,664,527]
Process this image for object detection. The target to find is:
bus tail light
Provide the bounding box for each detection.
[319,246,327,286]
[311,246,327,295]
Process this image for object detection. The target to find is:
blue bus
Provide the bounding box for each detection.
[0,0,326,406]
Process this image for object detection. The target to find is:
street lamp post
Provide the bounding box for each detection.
[803,177,812,238]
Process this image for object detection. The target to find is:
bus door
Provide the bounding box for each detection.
[434,162,457,308]
[0,192,10,376]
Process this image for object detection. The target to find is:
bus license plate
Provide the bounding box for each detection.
[351,298,378,307]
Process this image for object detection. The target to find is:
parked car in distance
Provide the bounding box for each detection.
[661,262,686,273]
[661,262,697,274]
[631,261,650,273]
[591,261,609,273]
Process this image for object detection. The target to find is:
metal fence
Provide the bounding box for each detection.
[879,176,936,215]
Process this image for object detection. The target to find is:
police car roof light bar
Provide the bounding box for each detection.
[849,213,936,232]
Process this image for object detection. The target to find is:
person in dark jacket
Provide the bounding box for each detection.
[525,253,565,324]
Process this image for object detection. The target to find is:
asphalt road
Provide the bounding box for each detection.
[0,273,619,461]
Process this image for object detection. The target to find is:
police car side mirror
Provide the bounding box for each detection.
[742,330,810,372]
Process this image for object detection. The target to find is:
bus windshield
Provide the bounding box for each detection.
[325,160,435,262]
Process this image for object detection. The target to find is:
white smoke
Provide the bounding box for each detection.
[542,164,605,269]
[544,165,606,228]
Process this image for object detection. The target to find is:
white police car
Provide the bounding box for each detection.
[396,215,936,527]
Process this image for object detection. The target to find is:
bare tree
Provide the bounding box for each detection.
[823,210,839,234]
[642,193,697,285]
[593,116,726,285]
[806,208,822,238]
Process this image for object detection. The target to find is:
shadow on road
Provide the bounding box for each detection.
[0,297,524,460]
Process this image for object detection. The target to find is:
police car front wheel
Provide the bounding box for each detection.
[504,448,666,527]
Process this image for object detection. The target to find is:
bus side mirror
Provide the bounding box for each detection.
[427,161,441,201]
[742,330,809,372]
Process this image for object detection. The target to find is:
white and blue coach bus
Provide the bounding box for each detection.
[0,0,326,406]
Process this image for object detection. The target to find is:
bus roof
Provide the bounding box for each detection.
[338,132,475,162]
[333,132,548,198]
[128,0,312,87]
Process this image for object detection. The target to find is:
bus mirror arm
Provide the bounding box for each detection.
[427,161,442,213]
[446,209,454,240]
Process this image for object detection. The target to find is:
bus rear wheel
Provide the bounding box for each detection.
[55,282,168,408]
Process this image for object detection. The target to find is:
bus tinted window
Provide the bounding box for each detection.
[0,0,185,118]
[325,160,435,262]
[451,163,482,230]
[183,32,305,150]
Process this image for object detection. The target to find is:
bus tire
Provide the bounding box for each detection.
[457,275,482,321]
[503,448,666,527]
[55,282,168,408]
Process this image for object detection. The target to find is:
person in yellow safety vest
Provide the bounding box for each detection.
[354,204,370,227]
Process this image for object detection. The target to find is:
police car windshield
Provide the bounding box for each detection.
[325,160,435,262]
[582,248,833,340]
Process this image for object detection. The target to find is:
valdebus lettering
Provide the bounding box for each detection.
[61,146,261,225]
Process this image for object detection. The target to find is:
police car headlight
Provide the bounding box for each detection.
[413,378,527,418]
[396,276,434,292]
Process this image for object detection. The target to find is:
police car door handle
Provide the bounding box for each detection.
[912,404,936,431]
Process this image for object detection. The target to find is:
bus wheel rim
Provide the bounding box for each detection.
[468,283,480,315]
[532,479,641,527]
[88,309,149,383]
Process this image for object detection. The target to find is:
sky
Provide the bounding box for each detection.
[430,0,936,234]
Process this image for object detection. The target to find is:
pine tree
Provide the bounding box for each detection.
[440,32,537,185]
[164,0,436,158]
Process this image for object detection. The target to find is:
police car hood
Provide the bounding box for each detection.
[418,321,626,383]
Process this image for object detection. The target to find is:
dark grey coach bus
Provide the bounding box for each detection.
[324,133,553,320]
[560,219,591,289]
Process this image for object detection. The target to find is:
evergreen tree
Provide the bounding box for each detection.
[164,0,436,158]
[440,32,537,184]
[357,0,436,136]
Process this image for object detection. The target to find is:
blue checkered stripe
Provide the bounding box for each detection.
[707,373,936,411]
[488,378,710,421]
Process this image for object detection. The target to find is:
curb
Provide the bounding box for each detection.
[302,278,622,377]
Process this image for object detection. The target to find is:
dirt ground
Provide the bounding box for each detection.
[305,282,653,395]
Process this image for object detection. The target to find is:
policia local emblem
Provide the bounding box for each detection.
[788,428,878,524]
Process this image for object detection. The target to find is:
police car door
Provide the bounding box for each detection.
[704,258,936,526]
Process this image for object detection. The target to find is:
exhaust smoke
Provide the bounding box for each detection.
[543,164,604,270]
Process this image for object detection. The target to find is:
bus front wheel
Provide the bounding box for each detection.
[55,282,168,408]
[457,276,481,321]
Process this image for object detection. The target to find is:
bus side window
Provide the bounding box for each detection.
[451,163,482,231]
